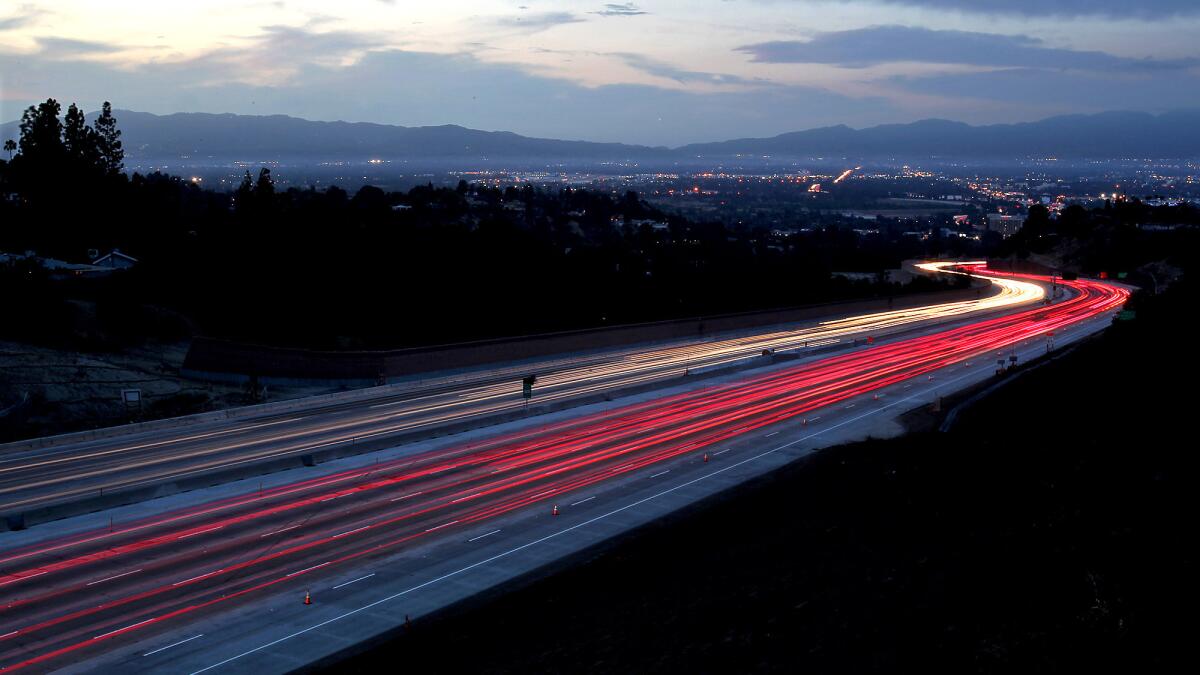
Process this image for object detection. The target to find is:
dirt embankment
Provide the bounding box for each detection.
[0,340,336,443]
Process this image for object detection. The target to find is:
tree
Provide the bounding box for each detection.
[254,167,274,201]
[92,102,124,175]
[62,103,90,160]
[18,99,64,161]
[2,139,14,161]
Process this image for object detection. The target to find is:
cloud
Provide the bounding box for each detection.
[34,36,120,56]
[739,26,1199,71]
[0,47,894,146]
[594,3,648,16]
[610,52,761,86]
[492,11,585,32]
[0,4,48,31]
[891,67,1200,111]
[837,0,1200,18]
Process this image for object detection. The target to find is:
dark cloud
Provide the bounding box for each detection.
[739,26,1198,71]
[610,52,761,86]
[892,67,1200,111]
[34,36,119,55]
[845,1,1200,18]
[493,12,585,32]
[594,3,648,16]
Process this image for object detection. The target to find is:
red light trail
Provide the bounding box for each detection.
[0,266,1127,672]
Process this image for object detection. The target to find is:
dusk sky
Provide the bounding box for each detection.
[2,0,1199,146]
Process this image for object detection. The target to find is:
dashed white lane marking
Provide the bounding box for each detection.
[332,526,369,539]
[286,562,330,578]
[650,470,670,478]
[467,530,501,542]
[764,431,779,437]
[178,526,222,539]
[713,449,731,456]
[87,569,143,586]
[1,630,19,639]
[144,634,204,657]
[260,525,301,538]
[173,570,221,586]
[93,618,153,641]
[569,496,595,506]
[844,403,856,409]
[424,520,459,533]
[391,492,423,502]
[332,574,375,590]
[0,570,47,587]
[451,492,481,504]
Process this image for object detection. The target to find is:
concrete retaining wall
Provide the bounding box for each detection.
[182,286,987,387]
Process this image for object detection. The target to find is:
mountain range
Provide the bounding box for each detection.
[3,109,1200,161]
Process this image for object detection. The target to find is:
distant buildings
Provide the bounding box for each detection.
[985,213,1023,236]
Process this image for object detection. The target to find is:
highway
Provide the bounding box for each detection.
[0,265,1126,672]
[0,270,1043,522]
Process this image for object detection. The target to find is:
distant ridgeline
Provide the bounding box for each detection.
[4,108,1200,161]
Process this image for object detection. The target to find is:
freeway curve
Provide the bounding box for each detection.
[0,265,1127,672]
[0,269,1041,525]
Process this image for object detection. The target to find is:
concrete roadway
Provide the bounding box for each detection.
[0,271,1124,673]
[0,276,1040,525]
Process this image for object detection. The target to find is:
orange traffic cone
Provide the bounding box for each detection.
[304,591,311,605]
[552,504,559,516]
[703,452,709,463]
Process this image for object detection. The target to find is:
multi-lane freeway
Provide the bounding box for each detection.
[0,264,1127,673]
[0,268,1042,523]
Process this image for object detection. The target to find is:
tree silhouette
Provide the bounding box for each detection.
[2,140,14,161]
[18,99,64,162]
[62,104,89,159]
[93,102,124,176]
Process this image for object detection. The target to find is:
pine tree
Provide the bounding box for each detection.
[93,101,124,175]
[62,103,89,160]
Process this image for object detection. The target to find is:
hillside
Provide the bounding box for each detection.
[5,109,1200,161]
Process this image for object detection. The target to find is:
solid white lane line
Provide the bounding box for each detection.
[86,569,143,586]
[178,526,222,539]
[390,492,422,502]
[332,574,375,590]
[286,562,330,577]
[144,634,205,656]
[650,470,670,478]
[468,530,501,542]
[569,496,595,506]
[332,526,369,539]
[93,618,153,640]
[260,525,301,538]
[424,520,459,533]
[186,358,1022,675]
